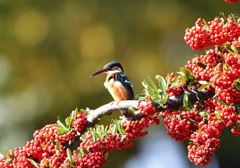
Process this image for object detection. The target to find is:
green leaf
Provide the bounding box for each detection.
[80,109,88,114]
[83,147,88,154]
[198,82,212,91]
[235,47,240,51]
[65,117,72,127]
[159,80,166,97]
[73,108,78,120]
[104,125,108,135]
[77,150,82,158]
[57,116,69,131]
[96,125,102,137]
[199,111,210,118]
[235,83,240,92]
[219,12,227,20]
[143,80,154,95]
[104,152,108,159]
[196,62,207,68]
[172,79,179,87]
[180,67,191,76]
[180,67,186,74]
[114,120,121,133]
[128,107,137,120]
[180,75,186,84]
[29,159,39,168]
[126,121,131,130]
[231,13,237,23]
[231,13,240,19]
[135,94,146,101]
[55,140,61,154]
[87,128,96,142]
[166,73,170,87]
[57,127,66,135]
[142,80,150,90]
[218,100,229,106]
[4,147,8,159]
[80,148,84,155]
[183,94,193,110]
[147,76,158,94]
[188,117,195,122]
[178,107,191,111]
[224,45,235,54]
[202,19,208,26]
[111,123,116,134]
[215,111,221,119]
[66,148,73,165]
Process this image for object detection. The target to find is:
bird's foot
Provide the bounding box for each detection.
[111,100,121,105]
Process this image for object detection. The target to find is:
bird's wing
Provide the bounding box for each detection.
[117,73,134,100]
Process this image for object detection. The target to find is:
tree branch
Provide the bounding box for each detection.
[64,88,214,149]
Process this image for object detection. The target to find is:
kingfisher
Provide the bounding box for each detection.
[91,61,134,102]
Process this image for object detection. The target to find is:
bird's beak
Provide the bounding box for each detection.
[90,68,109,77]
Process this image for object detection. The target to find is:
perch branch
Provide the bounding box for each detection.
[64,88,214,149]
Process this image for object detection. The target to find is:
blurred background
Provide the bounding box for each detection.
[0,0,240,167]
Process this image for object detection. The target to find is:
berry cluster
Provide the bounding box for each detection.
[0,100,160,168]
[184,17,240,50]
[0,112,87,168]
[66,105,159,167]
[161,109,202,142]
[225,0,239,3]
[188,118,224,166]
[231,124,240,136]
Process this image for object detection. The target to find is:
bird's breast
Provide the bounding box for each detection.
[104,78,130,101]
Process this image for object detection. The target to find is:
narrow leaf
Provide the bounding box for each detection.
[66,148,73,164]
[55,139,61,154]
[235,83,240,92]
[202,19,208,26]
[29,159,39,168]
[87,128,96,142]
[65,117,72,127]
[4,147,8,159]
[199,111,210,118]
[218,100,229,106]
[135,94,146,101]
[188,117,195,122]
[126,121,131,130]
[180,75,186,84]
[104,152,108,159]
[80,109,88,114]
[159,80,166,97]
[198,82,212,91]
[128,107,137,120]
[77,150,82,158]
[147,76,158,94]
[57,116,68,131]
[183,94,193,110]
[57,128,66,135]
[83,147,88,154]
[196,62,207,68]
[219,12,227,20]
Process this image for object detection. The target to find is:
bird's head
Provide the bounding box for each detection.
[90,61,124,77]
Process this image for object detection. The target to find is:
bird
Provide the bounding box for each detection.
[90,61,134,103]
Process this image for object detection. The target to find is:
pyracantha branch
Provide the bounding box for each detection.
[64,88,214,149]
[87,88,214,124]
